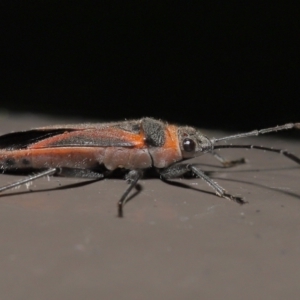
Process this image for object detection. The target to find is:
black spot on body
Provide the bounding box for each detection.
[5,158,16,166]
[142,118,165,147]
[22,158,31,166]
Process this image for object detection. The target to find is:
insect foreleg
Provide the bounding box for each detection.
[188,165,246,204]
[0,168,58,193]
[159,164,190,179]
[211,151,246,168]
[118,169,143,218]
[160,164,246,205]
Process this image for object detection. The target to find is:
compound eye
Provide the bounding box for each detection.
[183,138,196,152]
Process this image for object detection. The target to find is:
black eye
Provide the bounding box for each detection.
[183,138,196,152]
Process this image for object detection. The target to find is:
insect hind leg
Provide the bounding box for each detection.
[0,168,58,193]
[118,170,143,218]
[57,167,104,179]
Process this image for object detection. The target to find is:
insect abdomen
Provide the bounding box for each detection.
[102,147,152,170]
[0,147,153,172]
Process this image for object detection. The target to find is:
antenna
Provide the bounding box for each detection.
[211,123,300,144]
[210,122,300,165]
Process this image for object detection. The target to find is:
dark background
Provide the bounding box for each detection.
[1,4,300,299]
[1,2,299,130]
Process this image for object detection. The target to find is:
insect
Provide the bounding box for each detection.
[0,117,299,217]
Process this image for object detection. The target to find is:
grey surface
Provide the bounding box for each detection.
[0,113,300,300]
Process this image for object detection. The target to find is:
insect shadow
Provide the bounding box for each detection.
[0,171,145,205]
[210,176,300,201]
[0,177,103,198]
[205,166,300,201]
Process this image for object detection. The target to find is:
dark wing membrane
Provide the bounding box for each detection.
[0,129,72,150]
[0,123,145,150]
[44,134,134,147]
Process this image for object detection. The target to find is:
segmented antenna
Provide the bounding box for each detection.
[211,122,300,166]
[212,123,300,144]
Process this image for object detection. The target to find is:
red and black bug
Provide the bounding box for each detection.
[0,117,299,217]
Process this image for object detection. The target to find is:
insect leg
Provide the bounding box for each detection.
[188,165,246,204]
[118,170,143,218]
[160,164,246,204]
[57,168,104,178]
[159,164,190,179]
[211,151,246,168]
[0,168,58,193]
